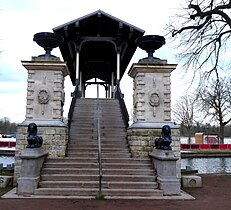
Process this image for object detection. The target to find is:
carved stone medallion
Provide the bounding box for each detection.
[38,89,49,104]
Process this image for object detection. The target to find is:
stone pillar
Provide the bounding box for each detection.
[22,58,69,121]
[150,149,181,195]
[17,148,47,195]
[128,61,176,122]
[127,60,181,178]
[14,57,69,183]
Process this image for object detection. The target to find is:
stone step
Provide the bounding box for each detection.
[103,189,163,197]
[68,133,127,138]
[43,162,153,169]
[67,144,128,148]
[67,143,128,147]
[45,157,151,164]
[71,111,96,115]
[66,146,129,151]
[66,148,130,153]
[74,101,117,104]
[67,143,128,148]
[37,98,162,199]
[46,157,98,163]
[34,188,163,197]
[70,125,126,130]
[70,136,127,140]
[44,162,98,168]
[68,137,128,142]
[35,188,98,196]
[70,123,126,128]
[70,125,126,129]
[66,152,131,158]
[73,106,122,110]
[41,168,154,175]
[100,134,127,138]
[75,103,120,106]
[40,174,156,182]
[38,181,158,189]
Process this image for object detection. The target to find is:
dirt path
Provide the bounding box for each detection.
[0,174,230,210]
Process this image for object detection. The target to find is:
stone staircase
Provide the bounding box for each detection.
[35,98,163,199]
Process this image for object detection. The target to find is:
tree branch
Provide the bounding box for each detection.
[172,15,211,37]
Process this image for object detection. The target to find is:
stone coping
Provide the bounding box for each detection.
[19,148,48,159]
[128,63,177,77]
[20,120,68,127]
[128,122,180,130]
[150,150,179,161]
[21,60,70,76]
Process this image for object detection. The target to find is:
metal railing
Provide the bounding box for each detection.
[114,82,129,128]
[96,84,102,195]
[68,81,81,128]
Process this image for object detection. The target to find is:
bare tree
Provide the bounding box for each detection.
[0,117,17,134]
[167,0,231,79]
[197,76,231,143]
[172,94,195,144]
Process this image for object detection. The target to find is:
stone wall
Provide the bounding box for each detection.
[127,124,181,178]
[14,123,68,183]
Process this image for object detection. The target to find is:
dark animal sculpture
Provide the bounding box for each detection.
[27,123,43,148]
[155,125,172,150]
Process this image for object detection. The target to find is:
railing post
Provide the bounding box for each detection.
[114,82,129,128]
[97,84,102,196]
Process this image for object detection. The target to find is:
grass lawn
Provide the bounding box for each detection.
[0,186,13,197]
[0,171,14,197]
[182,150,231,153]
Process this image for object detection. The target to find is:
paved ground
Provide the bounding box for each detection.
[0,174,230,210]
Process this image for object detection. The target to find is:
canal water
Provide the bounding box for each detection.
[181,157,231,174]
[0,156,15,167]
[1,137,231,173]
[0,155,231,174]
[180,137,231,173]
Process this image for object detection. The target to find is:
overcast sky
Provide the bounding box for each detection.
[0,0,191,123]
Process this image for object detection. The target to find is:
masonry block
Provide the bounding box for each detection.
[181,175,202,188]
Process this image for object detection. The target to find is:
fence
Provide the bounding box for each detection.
[181,144,231,150]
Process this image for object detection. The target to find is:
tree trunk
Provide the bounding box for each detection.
[188,131,192,144]
[219,124,225,144]
[186,126,192,144]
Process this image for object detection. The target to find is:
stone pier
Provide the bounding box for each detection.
[14,56,69,183]
[127,59,181,178]
[17,148,47,195]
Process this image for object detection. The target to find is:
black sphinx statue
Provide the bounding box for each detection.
[155,125,172,150]
[27,123,43,148]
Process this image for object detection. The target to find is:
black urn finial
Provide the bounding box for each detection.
[33,32,64,58]
[135,35,165,62]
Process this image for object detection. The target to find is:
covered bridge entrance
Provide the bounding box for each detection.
[53,10,144,98]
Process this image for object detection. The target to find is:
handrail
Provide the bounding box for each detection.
[114,82,129,128]
[96,84,102,196]
[68,81,81,128]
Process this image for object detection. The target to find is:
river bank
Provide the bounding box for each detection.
[181,150,231,158]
